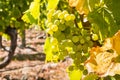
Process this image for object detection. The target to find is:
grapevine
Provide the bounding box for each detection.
[22,0,120,80]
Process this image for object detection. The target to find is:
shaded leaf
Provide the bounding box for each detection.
[83,73,98,80]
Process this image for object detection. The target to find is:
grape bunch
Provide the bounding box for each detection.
[45,9,99,73]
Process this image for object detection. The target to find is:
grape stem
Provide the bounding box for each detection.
[80,14,91,29]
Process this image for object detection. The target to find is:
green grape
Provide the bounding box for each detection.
[80,38,85,44]
[53,30,61,38]
[52,45,58,52]
[60,19,65,24]
[47,9,54,19]
[58,24,66,31]
[82,43,88,53]
[62,10,68,15]
[76,44,82,52]
[74,59,81,65]
[57,33,65,41]
[68,66,74,71]
[70,53,76,59]
[75,51,82,58]
[58,12,64,19]
[81,55,87,63]
[87,41,93,47]
[70,14,75,20]
[72,36,79,43]
[51,24,58,32]
[64,14,71,21]
[46,28,53,35]
[85,36,91,41]
[65,21,74,27]
[81,29,89,36]
[52,10,61,18]
[92,34,98,41]
[50,37,58,45]
[45,20,50,26]
[83,69,88,75]
[54,20,60,25]
[79,65,84,71]
[47,22,53,28]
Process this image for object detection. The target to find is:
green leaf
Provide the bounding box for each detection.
[44,37,53,61]
[29,0,40,19]
[107,0,120,25]
[12,7,21,18]
[22,11,37,24]
[47,0,59,10]
[88,11,109,40]
[69,69,82,80]
[83,73,98,80]
[103,8,119,37]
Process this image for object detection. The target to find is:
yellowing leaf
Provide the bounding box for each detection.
[47,0,59,10]
[110,30,120,55]
[29,1,40,19]
[85,30,120,77]
[69,0,79,7]
[69,0,89,14]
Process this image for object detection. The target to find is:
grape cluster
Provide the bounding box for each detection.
[45,9,98,73]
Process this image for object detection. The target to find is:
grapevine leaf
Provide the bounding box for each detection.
[103,8,119,37]
[106,0,120,25]
[29,0,40,19]
[47,0,59,10]
[44,37,53,61]
[88,11,109,39]
[85,31,120,77]
[22,11,37,24]
[69,0,79,7]
[69,0,89,14]
[83,73,98,80]
[69,69,82,80]
[12,7,21,18]
[110,30,120,55]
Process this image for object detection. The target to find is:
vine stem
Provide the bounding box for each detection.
[0,26,17,69]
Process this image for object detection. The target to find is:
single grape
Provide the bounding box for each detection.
[80,38,85,44]
[76,44,82,52]
[60,19,65,24]
[83,69,88,75]
[58,12,64,19]
[52,45,58,52]
[82,44,88,53]
[81,55,87,62]
[92,34,98,41]
[79,65,84,71]
[54,20,60,25]
[72,36,80,43]
[47,22,53,28]
[87,41,93,47]
[75,51,82,58]
[50,37,58,45]
[70,14,75,20]
[64,14,71,21]
[51,24,58,32]
[68,66,74,71]
[85,36,91,41]
[62,10,68,15]
[45,20,50,26]
[46,28,53,35]
[58,24,66,31]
